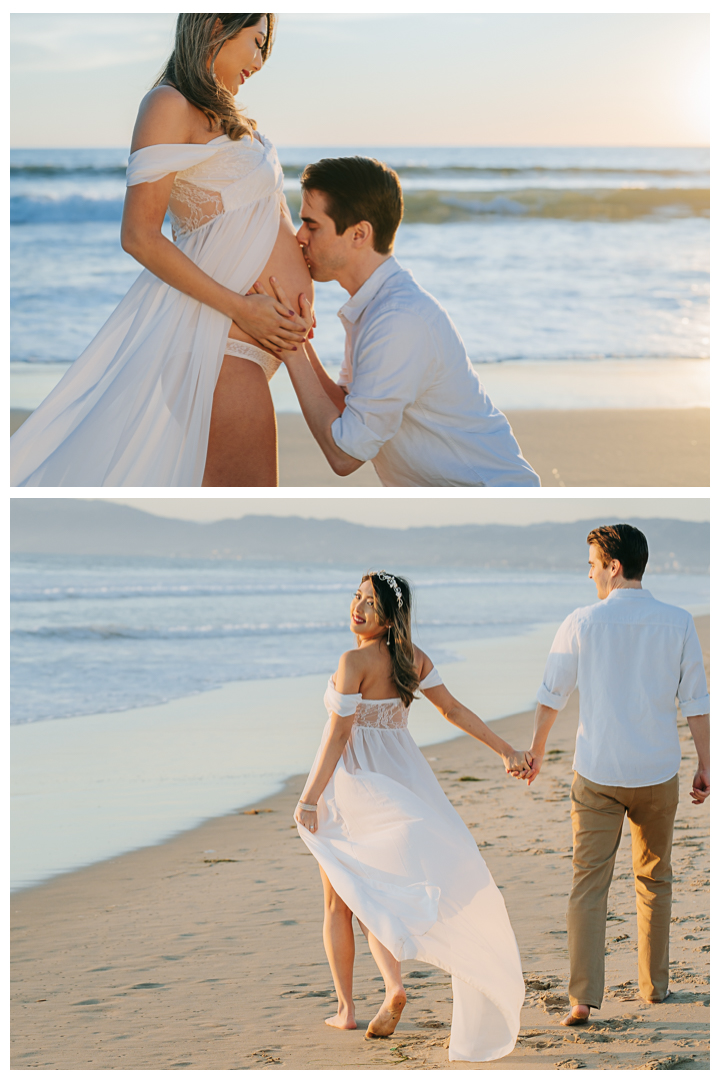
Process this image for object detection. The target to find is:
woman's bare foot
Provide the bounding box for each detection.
[365,989,407,1038]
[561,1004,591,1026]
[325,1007,357,1030]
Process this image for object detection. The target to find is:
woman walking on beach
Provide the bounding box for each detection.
[11,13,311,487]
[295,572,528,1062]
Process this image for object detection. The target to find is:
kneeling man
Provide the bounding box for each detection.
[270,156,540,487]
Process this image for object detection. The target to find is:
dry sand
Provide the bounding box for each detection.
[10,618,709,1070]
[10,407,709,487]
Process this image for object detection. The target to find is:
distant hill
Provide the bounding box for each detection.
[10,499,709,574]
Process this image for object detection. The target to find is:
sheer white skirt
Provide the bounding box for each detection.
[299,719,525,1062]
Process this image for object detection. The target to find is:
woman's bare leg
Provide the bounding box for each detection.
[357,919,406,1038]
[202,355,277,487]
[319,867,357,1030]
[202,215,312,486]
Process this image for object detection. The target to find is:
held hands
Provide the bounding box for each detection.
[250,278,314,357]
[505,748,543,785]
[503,749,533,780]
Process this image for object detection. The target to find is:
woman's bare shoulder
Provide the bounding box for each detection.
[334,648,367,694]
[131,86,197,153]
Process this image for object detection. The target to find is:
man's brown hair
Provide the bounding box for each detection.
[300,156,404,255]
[586,523,649,581]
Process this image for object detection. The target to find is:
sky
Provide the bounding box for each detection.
[106,497,710,529]
[10,13,709,148]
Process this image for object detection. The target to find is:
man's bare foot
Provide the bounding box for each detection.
[325,1008,357,1030]
[561,1004,591,1026]
[365,989,407,1038]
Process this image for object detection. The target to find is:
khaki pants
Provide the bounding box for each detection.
[567,771,679,1009]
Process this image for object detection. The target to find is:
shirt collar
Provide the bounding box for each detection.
[337,256,403,325]
[604,587,651,601]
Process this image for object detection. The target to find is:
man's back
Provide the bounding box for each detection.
[539,589,708,787]
[332,259,540,487]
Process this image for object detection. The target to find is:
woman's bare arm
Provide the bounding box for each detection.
[121,87,306,353]
[295,651,362,830]
[422,683,530,775]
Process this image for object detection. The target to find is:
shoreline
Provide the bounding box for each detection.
[10,618,709,1070]
[11,627,561,892]
[10,406,710,487]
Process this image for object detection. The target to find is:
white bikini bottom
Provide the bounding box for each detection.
[224,338,281,382]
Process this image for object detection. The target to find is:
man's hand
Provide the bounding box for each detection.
[522,749,544,785]
[690,767,710,805]
[504,749,533,779]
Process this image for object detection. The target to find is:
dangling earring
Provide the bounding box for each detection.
[387,626,392,646]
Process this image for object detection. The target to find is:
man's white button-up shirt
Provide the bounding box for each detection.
[538,588,709,788]
[330,257,540,487]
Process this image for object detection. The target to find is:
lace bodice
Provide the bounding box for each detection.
[126,132,285,241]
[353,698,410,730]
[323,667,443,731]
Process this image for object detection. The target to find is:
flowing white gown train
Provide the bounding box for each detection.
[298,669,525,1062]
[11,132,286,486]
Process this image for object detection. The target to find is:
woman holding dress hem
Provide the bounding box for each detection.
[295,572,530,1062]
[10,14,313,487]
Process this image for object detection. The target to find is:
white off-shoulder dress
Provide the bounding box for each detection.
[298,668,525,1063]
[11,132,286,487]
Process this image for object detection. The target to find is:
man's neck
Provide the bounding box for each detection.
[610,578,643,592]
[338,253,392,297]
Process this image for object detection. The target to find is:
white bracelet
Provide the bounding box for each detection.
[298,800,317,812]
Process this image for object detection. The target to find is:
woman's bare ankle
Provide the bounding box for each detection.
[325,1003,357,1030]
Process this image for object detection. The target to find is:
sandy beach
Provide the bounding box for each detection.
[10,407,709,487]
[10,617,709,1070]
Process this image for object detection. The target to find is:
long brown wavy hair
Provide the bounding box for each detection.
[363,573,419,708]
[154,14,276,142]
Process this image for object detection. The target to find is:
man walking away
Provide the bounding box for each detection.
[519,524,709,1025]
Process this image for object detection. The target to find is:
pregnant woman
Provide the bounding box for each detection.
[294,572,528,1062]
[11,13,312,487]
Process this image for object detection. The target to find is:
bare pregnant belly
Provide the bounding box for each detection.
[228,214,313,347]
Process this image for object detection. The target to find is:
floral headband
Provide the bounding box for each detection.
[372,571,403,609]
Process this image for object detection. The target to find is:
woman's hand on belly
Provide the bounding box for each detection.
[231,292,307,353]
[250,279,314,352]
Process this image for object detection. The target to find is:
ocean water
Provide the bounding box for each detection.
[10,555,709,889]
[11,554,710,726]
[10,146,709,411]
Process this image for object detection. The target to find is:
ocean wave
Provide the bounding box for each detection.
[11,580,359,602]
[10,194,124,225]
[281,163,707,180]
[11,614,529,642]
[12,161,705,180]
[10,571,559,603]
[12,620,348,642]
[289,187,711,223]
[413,188,709,222]
[11,164,128,178]
[13,186,709,227]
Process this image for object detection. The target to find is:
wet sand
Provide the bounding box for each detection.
[10,617,709,1070]
[10,407,710,487]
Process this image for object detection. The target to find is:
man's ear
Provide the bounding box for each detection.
[351,220,374,248]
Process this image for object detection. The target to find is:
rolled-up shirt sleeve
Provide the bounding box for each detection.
[677,618,710,717]
[331,311,431,462]
[537,613,579,711]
